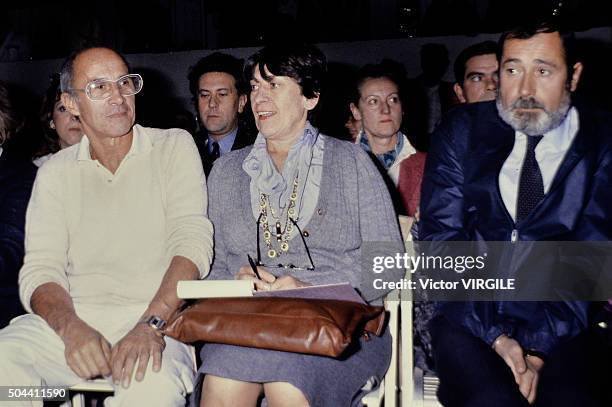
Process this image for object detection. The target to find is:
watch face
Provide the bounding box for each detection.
[147,316,167,330]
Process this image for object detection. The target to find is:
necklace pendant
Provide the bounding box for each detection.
[267,249,277,258]
[275,221,282,240]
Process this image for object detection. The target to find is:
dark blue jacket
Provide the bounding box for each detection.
[420,101,612,355]
[0,148,37,327]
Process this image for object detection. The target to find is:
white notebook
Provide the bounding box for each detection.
[176,280,254,299]
[176,280,364,304]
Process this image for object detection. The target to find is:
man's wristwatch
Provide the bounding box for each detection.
[143,315,167,332]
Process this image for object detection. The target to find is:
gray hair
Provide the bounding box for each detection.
[59,53,76,93]
[59,47,131,93]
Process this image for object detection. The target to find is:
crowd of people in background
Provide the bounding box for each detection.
[0,17,611,407]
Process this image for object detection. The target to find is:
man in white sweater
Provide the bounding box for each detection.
[0,47,213,406]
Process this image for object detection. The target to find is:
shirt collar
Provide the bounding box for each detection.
[208,126,238,156]
[76,124,152,162]
[515,106,578,154]
[242,121,318,195]
[358,130,404,170]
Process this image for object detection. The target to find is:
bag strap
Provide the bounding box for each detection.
[364,309,387,336]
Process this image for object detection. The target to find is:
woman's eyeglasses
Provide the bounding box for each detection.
[256,213,315,271]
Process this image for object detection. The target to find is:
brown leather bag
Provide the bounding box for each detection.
[164,297,387,357]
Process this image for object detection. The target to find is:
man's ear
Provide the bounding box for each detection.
[304,93,320,111]
[349,102,362,121]
[237,94,247,113]
[569,62,583,92]
[61,92,80,116]
[453,83,467,103]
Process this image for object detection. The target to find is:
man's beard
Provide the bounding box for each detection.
[496,88,571,136]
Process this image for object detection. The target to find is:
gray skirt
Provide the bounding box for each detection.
[192,329,391,407]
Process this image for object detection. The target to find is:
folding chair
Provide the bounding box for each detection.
[397,215,443,407]
[361,292,400,407]
[68,378,114,407]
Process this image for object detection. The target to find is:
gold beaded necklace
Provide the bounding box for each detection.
[259,173,299,259]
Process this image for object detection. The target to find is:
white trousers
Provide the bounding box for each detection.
[0,310,194,407]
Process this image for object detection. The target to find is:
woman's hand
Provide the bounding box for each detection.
[236,265,276,291]
[270,275,312,290]
[235,267,311,291]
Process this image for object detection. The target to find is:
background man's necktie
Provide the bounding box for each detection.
[516,135,544,222]
[210,141,220,161]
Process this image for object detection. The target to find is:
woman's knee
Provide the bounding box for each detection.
[264,382,309,407]
[200,375,262,407]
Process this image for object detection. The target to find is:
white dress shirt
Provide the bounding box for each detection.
[499,107,578,221]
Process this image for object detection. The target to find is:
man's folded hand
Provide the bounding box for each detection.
[59,317,112,380]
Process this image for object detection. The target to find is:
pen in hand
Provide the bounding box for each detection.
[247,254,262,280]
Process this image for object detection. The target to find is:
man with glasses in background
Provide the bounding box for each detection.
[0,47,213,406]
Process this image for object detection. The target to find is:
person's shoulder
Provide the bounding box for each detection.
[443,100,496,124]
[574,104,612,153]
[0,149,37,182]
[38,143,79,173]
[138,125,194,146]
[400,150,427,170]
[436,101,505,151]
[219,144,252,167]
[209,145,252,181]
[575,103,612,132]
[136,125,202,162]
[320,133,363,158]
[319,133,381,178]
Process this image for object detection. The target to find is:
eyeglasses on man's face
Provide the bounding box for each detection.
[256,213,316,271]
[69,74,143,101]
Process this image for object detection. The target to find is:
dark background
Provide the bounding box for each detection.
[1,0,611,156]
[0,0,610,62]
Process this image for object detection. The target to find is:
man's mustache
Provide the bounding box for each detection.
[512,97,545,110]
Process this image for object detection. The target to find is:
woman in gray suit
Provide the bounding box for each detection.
[195,43,404,407]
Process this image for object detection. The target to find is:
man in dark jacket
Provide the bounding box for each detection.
[187,52,254,175]
[420,22,611,406]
